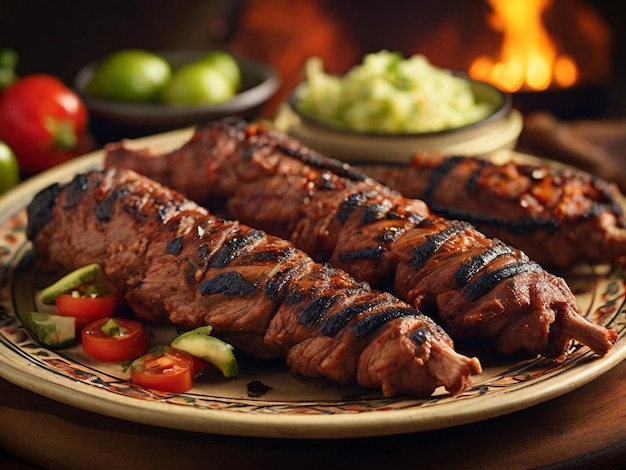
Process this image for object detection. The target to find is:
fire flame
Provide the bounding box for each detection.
[469,0,579,92]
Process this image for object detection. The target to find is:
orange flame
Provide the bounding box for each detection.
[469,0,579,92]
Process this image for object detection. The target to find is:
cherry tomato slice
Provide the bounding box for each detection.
[81,317,149,362]
[55,294,117,335]
[130,347,195,394]
[191,355,208,376]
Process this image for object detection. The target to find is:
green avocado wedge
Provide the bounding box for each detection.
[171,326,239,378]
[39,263,102,304]
[20,311,76,349]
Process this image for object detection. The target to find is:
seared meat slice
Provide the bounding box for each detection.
[104,119,618,360]
[363,153,626,269]
[26,168,482,398]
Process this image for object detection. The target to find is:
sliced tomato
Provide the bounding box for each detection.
[191,355,209,376]
[81,317,149,362]
[55,293,117,334]
[130,347,195,393]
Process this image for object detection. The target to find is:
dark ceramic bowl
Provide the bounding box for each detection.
[74,51,280,142]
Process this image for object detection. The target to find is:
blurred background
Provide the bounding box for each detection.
[1,0,624,116]
[1,0,626,182]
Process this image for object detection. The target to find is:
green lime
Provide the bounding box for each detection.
[198,50,242,91]
[160,62,236,105]
[85,49,172,103]
[0,140,20,195]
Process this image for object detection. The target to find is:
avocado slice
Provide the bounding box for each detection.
[20,311,76,349]
[171,326,239,378]
[40,263,102,304]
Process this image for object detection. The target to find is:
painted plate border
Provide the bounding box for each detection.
[0,128,625,439]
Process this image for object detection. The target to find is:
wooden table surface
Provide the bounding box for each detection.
[0,359,624,470]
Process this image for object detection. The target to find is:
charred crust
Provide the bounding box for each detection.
[275,136,369,183]
[423,155,463,204]
[464,261,542,301]
[361,203,387,224]
[26,182,63,240]
[250,247,296,263]
[429,204,560,235]
[464,157,488,195]
[351,307,418,340]
[337,191,369,224]
[320,298,385,337]
[338,246,384,262]
[166,237,184,255]
[210,229,264,268]
[96,187,130,222]
[376,226,404,243]
[454,242,515,287]
[199,271,256,296]
[263,259,305,301]
[63,173,90,209]
[198,244,209,260]
[283,288,306,306]
[411,221,471,269]
[298,295,337,326]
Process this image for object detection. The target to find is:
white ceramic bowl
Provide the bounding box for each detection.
[74,51,280,142]
[274,76,522,163]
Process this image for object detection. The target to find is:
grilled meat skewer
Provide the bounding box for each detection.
[26,168,482,397]
[362,153,626,269]
[104,120,617,360]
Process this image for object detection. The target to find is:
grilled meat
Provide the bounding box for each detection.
[362,153,626,269]
[104,119,618,360]
[26,167,482,397]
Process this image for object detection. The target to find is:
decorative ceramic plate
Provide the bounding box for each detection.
[0,129,625,439]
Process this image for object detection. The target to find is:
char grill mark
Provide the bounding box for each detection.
[352,307,418,340]
[210,229,265,268]
[337,191,371,224]
[338,246,384,262]
[454,242,515,288]
[410,221,471,269]
[64,172,91,208]
[362,202,388,224]
[276,136,369,183]
[320,295,393,337]
[26,167,483,397]
[263,256,307,302]
[96,187,130,222]
[430,207,560,236]
[102,120,618,359]
[298,295,336,326]
[200,271,257,296]
[464,261,543,302]
[464,158,488,195]
[26,183,63,240]
[422,155,462,204]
